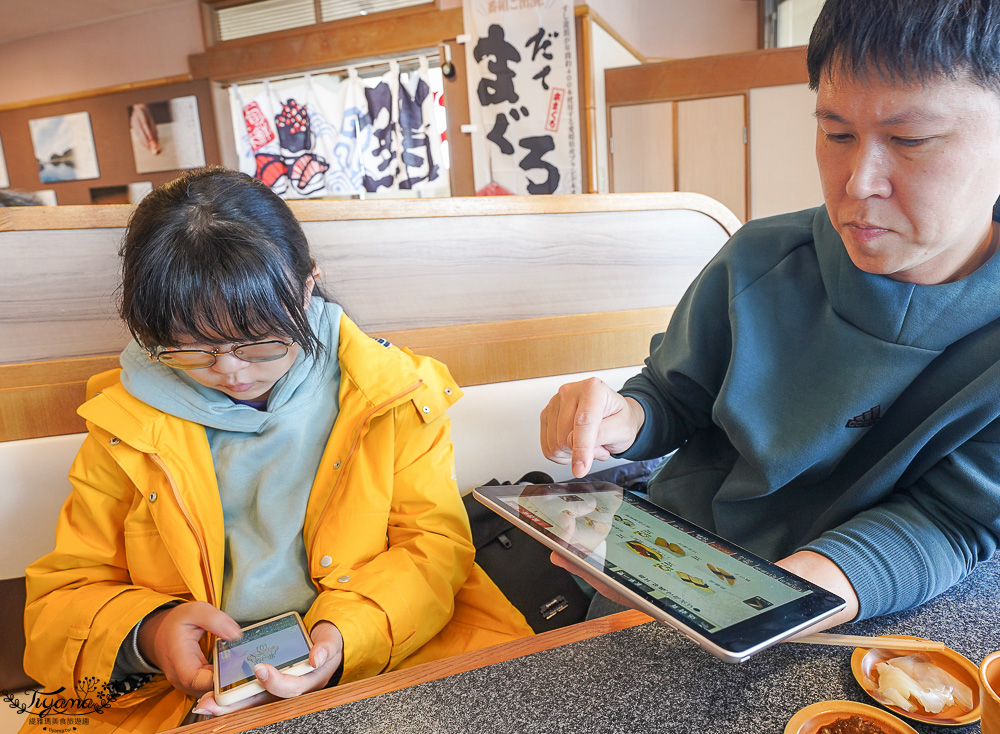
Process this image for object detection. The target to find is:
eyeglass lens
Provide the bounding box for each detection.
[156,341,291,369]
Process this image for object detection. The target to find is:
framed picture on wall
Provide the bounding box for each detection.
[0,131,9,188]
[128,95,206,174]
[28,112,101,183]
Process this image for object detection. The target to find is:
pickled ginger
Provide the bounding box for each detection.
[873,653,974,714]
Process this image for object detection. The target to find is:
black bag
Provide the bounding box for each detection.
[463,473,592,633]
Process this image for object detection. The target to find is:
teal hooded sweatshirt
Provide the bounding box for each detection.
[621,205,1000,620]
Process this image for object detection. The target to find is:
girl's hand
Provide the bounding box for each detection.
[193,621,345,717]
[138,601,242,697]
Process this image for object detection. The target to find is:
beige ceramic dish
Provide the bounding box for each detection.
[851,634,981,727]
[785,700,918,734]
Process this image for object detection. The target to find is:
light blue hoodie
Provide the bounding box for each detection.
[120,298,343,623]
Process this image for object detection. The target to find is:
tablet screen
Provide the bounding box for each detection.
[475,481,844,659]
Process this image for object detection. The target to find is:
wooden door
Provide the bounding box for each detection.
[676,95,747,222]
[748,83,823,220]
[609,101,675,193]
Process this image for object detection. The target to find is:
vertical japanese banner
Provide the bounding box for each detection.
[462,0,581,195]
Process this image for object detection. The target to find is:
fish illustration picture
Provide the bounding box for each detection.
[254,153,288,194]
[276,99,312,152]
[289,153,330,194]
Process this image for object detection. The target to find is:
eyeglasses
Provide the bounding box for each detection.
[149,339,294,370]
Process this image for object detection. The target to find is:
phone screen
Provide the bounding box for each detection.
[216,613,312,692]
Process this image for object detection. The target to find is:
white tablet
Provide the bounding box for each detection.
[473,481,846,663]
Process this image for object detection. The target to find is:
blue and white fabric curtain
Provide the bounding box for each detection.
[230,57,443,198]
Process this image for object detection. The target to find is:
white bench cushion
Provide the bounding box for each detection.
[0,433,86,578]
[0,366,642,577]
[451,366,641,492]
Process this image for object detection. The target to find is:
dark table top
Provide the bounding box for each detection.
[250,558,1000,734]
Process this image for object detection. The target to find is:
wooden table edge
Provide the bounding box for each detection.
[170,610,652,734]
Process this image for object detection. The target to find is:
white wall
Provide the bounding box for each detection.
[586,0,757,59]
[450,0,759,59]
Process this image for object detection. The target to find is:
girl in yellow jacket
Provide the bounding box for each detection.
[22,168,532,733]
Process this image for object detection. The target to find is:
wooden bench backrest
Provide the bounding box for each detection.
[1,192,738,442]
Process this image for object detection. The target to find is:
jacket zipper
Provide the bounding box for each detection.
[149,453,218,608]
[309,380,422,571]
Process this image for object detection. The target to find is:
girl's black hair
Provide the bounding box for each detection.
[119,167,330,356]
[807,0,1000,93]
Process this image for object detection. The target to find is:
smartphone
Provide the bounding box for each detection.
[213,611,315,706]
[474,481,846,663]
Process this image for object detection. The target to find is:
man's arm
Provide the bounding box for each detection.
[802,448,1000,621]
[776,550,860,632]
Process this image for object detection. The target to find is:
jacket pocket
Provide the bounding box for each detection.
[123,527,189,595]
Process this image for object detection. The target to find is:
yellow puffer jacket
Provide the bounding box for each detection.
[22,315,532,733]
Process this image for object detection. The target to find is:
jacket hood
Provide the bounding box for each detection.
[336,315,462,424]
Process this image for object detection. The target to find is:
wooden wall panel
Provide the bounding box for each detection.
[189,9,463,83]
[0,193,738,365]
[375,307,675,387]
[0,308,676,442]
[605,46,809,106]
[442,39,475,197]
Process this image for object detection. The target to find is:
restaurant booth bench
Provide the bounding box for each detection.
[0,192,740,720]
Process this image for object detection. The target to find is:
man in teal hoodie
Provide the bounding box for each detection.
[541,0,1000,628]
